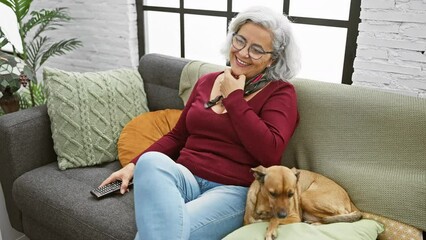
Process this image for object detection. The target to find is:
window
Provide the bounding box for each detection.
[0,3,23,53]
[136,0,361,84]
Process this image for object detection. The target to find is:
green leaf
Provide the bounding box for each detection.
[0,0,33,22]
[0,38,10,50]
[0,28,12,49]
[19,81,46,107]
[25,36,48,72]
[39,38,82,68]
[19,92,31,109]
[0,0,14,11]
[0,50,19,69]
[0,72,20,93]
[0,51,31,93]
[22,8,71,39]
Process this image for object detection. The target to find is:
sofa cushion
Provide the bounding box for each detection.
[223,220,384,240]
[44,67,149,170]
[118,109,182,166]
[13,161,136,240]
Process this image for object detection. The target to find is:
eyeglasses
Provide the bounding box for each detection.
[231,33,274,60]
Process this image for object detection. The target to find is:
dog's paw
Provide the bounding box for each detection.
[264,235,277,240]
[249,217,264,224]
[264,235,276,240]
[265,229,278,240]
[272,231,278,240]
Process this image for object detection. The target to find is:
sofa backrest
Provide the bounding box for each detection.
[139,53,425,231]
[283,79,426,230]
[139,53,190,111]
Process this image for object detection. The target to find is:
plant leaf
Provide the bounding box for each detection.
[0,28,12,49]
[0,38,10,49]
[19,81,46,107]
[0,0,33,22]
[0,0,14,10]
[25,36,48,74]
[22,8,71,39]
[38,38,82,68]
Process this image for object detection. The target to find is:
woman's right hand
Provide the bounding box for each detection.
[99,163,135,194]
[220,68,246,98]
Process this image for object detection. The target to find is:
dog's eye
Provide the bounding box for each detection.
[288,192,294,198]
[269,191,277,198]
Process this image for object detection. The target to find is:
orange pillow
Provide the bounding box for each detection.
[117,109,182,166]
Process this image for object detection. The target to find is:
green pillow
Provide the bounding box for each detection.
[223,220,384,240]
[44,67,149,170]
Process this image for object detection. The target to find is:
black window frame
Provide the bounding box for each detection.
[136,0,361,85]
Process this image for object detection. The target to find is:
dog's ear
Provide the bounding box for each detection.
[291,167,301,182]
[251,166,266,184]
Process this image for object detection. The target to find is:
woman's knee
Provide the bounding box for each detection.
[134,151,175,177]
[188,185,248,239]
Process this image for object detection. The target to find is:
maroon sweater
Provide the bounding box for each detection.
[131,72,298,186]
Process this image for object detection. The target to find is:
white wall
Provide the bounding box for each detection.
[28,0,426,98]
[352,0,426,97]
[30,0,139,74]
[3,0,426,95]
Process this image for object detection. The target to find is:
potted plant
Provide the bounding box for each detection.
[0,0,82,114]
[0,51,33,113]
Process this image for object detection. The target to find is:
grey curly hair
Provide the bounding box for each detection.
[221,6,301,81]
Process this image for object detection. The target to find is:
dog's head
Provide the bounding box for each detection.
[252,165,300,219]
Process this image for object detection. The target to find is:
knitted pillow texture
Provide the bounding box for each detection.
[44,67,149,170]
[117,109,182,166]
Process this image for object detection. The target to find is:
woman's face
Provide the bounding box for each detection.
[229,22,274,80]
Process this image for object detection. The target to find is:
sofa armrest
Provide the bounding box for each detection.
[0,105,57,231]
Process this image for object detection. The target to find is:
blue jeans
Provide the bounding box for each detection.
[133,151,248,240]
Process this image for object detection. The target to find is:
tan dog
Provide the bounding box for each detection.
[244,165,362,240]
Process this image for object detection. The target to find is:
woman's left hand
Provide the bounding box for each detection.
[220,69,246,98]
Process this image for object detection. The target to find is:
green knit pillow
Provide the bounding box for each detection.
[44,67,149,170]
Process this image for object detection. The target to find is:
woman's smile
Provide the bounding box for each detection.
[235,56,250,67]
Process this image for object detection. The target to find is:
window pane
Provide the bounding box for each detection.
[184,15,227,65]
[0,4,23,53]
[145,11,180,57]
[184,0,227,11]
[289,0,351,21]
[143,0,179,8]
[293,24,347,84]
[232,0,284,13]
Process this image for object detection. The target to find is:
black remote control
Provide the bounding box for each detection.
[90,180,133,198]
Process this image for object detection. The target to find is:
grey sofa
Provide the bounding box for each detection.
[0,53,425,240]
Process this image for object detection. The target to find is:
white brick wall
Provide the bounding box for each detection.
[30,0,139,75]
[353,0,426,98]
[28,1,426,97]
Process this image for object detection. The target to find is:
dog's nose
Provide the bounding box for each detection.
[277,211,287,218]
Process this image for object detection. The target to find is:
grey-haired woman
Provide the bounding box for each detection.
[101,6,301,240]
